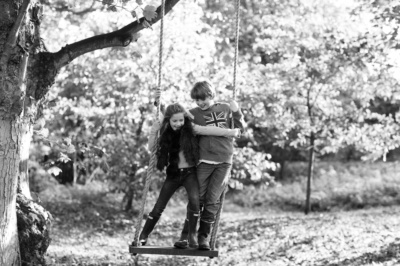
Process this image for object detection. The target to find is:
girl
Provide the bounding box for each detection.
[134,103,240,248]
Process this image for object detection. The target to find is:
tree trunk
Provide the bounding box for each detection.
[123,164,138,211]
[277,159,285,181]
[0,119,26,265]
[0,119,52,266]
[304,132,315,215]
[16,121,52,266]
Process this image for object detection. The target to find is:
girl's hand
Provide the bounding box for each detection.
[229,100,239,112]
[153,87,162,106]
[151,120,161,133]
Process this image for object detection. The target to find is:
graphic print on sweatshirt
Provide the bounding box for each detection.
[204,111,228,128]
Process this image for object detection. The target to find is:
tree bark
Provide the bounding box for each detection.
[304,132,315,215]
[0,119,52,266]
[17,193,52,266]
[0,119,27,265]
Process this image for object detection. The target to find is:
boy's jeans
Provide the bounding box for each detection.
[197,162,231,223]
[149,167,199,218]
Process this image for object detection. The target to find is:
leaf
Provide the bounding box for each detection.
[58,152,71,163]
[131,10,137,18]
[78,143,90,153]
[143,5,157,21]
[136,0,143,5]
[107,6,117,12]
[63,138,72,146]
[92,146,107,157]
[132,33,141,41]
[142,20,152,29]
[47,99,58,108]
[132,51,142,59]
[66,145,76,154]
[35,128,49,138]
[102,160,110,171]
[48,166,62,176]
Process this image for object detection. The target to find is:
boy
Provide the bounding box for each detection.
[174,80,245,250]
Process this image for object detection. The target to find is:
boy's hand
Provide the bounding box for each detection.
[154,88,161,99]
[229,100,239,112]
[234,128,242,138]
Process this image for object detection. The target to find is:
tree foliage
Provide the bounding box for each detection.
[31,0,400,200]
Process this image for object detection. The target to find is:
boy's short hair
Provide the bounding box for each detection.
[190,81,215,100]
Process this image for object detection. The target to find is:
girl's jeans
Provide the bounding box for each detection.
[149,167,199,218]
[196,162,232,223]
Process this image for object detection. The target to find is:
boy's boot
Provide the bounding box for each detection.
[133,215,159,246]
[187,211,199,248]
[173,218,189,249]
[197,220,213,250]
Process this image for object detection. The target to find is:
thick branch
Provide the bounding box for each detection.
[53,0,180,70]
[0,0,31,73]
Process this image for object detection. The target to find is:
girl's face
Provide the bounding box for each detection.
[169,112,185,131]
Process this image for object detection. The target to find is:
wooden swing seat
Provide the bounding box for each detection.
[129,245,219,257]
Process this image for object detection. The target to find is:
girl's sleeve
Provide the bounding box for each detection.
[193,124,239,137]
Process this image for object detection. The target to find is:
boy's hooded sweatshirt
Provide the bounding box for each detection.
[189,102,245,164]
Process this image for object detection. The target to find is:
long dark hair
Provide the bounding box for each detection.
[156,103,199,171]
[159,103,187,135]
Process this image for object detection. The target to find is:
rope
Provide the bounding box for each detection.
[156,0,165,118]
[209,183,228,249]
[210,0,241,250]
[133,145,157,246]
[133,0,165,247]
[232,0,241,100]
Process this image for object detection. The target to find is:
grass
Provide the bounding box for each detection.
[43,196,400,266]
[35,161,400,265]
[229,161,400,211]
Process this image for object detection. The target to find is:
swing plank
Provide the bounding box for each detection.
[129,245,219,257]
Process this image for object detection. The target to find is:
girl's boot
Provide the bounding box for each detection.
[134,215,159,246]
[187,211,199,248]
[173,218,189,248]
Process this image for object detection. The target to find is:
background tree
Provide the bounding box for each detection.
[200,0,400,213]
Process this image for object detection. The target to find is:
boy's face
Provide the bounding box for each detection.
[194,97,213,110]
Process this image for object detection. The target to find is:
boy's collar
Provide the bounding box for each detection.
[201,102,215,111]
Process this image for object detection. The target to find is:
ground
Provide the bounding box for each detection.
[43,194,400,266]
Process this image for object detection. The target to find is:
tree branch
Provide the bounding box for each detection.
[53,0,181,70]
[42,0,98,16]
[0,0,31,74]
[306,81,314,125]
